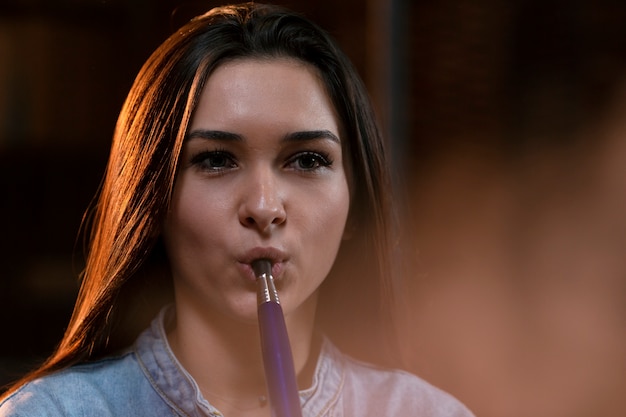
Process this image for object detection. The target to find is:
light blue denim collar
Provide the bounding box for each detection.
[133,307,345,416]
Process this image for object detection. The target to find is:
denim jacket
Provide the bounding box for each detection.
[1,309,474,416]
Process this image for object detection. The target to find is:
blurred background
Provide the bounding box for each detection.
[1,0,625,416]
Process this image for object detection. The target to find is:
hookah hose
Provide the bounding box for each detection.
[252,259,303,417]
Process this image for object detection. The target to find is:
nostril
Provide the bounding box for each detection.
[240,211,285,232]
[271,215,285,225]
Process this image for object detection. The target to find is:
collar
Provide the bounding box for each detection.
[134,307,344,416]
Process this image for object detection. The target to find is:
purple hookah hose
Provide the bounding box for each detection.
[252,259,303,417]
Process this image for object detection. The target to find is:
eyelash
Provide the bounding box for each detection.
[286,151,333,171]
[189,149,334,173]
[190,150,236,173]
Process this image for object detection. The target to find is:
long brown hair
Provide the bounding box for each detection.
[2,2,399,398]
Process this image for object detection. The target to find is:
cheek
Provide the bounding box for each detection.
[163,178,225,249]
[308,182,351,249]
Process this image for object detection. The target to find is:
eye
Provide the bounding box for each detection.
[190,150,237,172]
[287,151,333,171]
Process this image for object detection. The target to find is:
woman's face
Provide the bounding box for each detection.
[162,58,350,324]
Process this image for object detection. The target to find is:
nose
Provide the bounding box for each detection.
[238,171,286,233]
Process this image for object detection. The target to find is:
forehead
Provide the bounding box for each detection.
[190,57,340,134]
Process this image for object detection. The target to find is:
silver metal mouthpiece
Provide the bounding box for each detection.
[252,259,280,305]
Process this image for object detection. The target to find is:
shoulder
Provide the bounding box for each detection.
[330,345,475,416]
[0,351,156,417]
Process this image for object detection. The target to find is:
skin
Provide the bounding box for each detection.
[162,58,351,415]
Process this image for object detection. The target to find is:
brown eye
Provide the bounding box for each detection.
[287,151,333,171]
[191,151,237,172]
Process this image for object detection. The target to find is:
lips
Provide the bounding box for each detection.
[239,247,288,281]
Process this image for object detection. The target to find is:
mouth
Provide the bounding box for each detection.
[238,247,288,281]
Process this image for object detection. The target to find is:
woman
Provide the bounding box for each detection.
[1,3,474,416]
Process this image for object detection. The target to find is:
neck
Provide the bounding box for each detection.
[166,294,320,414]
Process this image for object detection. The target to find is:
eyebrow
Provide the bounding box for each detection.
[186,129,340,143]
[186,130,243,141]
[284,130,340,143]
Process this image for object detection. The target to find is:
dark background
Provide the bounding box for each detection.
[2,1,626,416]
